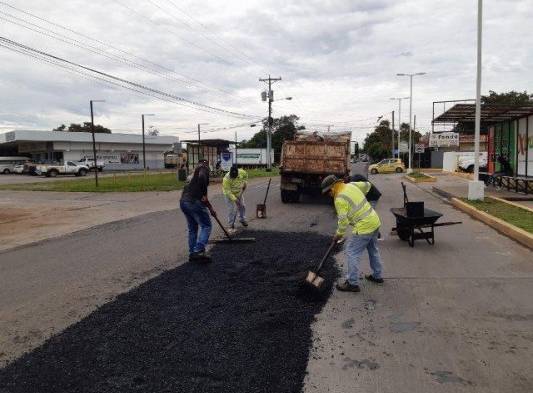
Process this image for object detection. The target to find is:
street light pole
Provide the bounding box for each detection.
[141,114,155,171]
[469,0,484,200]
[390,96,410,159]
[89,99,105,187]
[396,73,426,173]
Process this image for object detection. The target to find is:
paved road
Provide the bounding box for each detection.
[1,174,532,392]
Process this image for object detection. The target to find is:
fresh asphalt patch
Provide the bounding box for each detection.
[0,230,339,393]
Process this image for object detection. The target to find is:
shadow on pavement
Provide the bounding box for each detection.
[0,231,339,393]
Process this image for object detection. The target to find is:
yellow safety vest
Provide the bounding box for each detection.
[334,183,380,236]
[222,169,248,201]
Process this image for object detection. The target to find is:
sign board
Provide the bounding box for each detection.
[220,151,233,171]
[429,132,459,147]
[415,144,425,154]
[399,142,409,153]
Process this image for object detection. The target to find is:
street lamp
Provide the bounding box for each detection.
[390,96,410,159]
[141,114,155,171]
[469,0,484,200]
[397,72,426,173]
[90,99,105,187]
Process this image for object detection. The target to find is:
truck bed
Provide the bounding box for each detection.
[280,140,349,175]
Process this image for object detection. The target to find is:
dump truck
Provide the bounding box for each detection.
[279,131,351,203]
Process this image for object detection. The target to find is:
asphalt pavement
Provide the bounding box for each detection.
[0,172,532,392]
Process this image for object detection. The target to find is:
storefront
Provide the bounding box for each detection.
[0,130,178,170]
[432,103,533,177]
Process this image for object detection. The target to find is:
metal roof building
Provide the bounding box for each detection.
[0,130,179,170]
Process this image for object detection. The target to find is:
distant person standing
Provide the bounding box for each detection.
[222,165,248,230]
[180,159,216,262]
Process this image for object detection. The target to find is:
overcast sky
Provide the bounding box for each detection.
[0,0,531,144]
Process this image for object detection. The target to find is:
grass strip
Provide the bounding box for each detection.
[461,197,533,234]
[0,168,279,192]
[409,171,431,179]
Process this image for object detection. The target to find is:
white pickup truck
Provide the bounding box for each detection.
[78,158,105,172]
[36,161,90,177]
[458,153,488,173]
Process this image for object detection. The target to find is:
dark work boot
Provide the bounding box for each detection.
[365,274,384,284]
[336,280,361,292]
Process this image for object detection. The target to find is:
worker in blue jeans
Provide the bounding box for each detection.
[180,159,216,262]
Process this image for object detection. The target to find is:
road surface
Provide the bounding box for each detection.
[0,173,531,392]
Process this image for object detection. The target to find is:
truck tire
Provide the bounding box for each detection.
[395,167,403,173]
[281,189,291,203]
[78,168,88,176]
[47,169,59,178]
[371,168,378,174]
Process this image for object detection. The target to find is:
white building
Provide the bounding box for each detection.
[0,130,178,170]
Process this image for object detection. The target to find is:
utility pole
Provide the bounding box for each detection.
[413,115,417,170]
[259,75,282,172]
[390,96,410,159]
[196,123,208,166]
[89,99,104,187]
[391,110,395,158]
[142,114,155,171]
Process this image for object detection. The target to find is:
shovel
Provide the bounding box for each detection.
[211,210,256,244]
[256,178,272,218]
[303,238,337,290]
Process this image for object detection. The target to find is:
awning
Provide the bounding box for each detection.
[432,104,533,124]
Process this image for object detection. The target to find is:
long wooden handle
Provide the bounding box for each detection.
[263,178,272,205]
[314,239,337,274]
[212,213,233,240]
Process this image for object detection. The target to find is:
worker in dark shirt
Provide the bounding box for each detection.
[180,159,216,262]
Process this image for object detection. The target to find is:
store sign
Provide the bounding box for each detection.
[459,134,487,144]
[429,132,459,147]
[237,154,260,159]
[220,151,233,171]
[415,144,425,153]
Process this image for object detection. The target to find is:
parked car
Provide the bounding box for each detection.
[35,161,89,177]
[458,154,488,173]
[78,158,105,172]
[368,158,405,174]
[0,156,30,174]
[13,164,25,174]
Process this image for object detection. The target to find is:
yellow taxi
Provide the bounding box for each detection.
[368,158,405,174]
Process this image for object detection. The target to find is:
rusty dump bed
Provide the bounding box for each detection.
[280,139,350,175]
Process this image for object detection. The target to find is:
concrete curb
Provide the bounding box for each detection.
[404,173,437,183]
[489,196,533,214]
[451,197,533,250]
[450,171,474,180]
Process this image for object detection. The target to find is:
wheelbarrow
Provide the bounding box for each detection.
[390,182,461,247]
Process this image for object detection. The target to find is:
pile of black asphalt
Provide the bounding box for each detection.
[0,230,339,393]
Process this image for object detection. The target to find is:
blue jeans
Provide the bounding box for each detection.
[345,230,383,285]
[180,199,212,254]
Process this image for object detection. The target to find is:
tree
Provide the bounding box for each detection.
[147,126,159,136]
[53,123,112,133]
[481,90,532,105]
[363,120,421,162]
[240,114,304,160]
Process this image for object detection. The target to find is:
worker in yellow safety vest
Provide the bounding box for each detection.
[321,174,384,292]
[222,165,249,230]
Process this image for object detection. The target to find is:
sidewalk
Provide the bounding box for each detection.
[427,173,533,210]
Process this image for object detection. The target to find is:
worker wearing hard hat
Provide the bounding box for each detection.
[222,165,249,230]
[321,174,384,292]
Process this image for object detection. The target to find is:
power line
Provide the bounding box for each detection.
[0,1,248,103]
[0,36,262,120]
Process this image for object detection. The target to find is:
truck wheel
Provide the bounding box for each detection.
[78,169,88,176]
[291,190,301,203]
[371,168,378,174]
[281,189,291,203]
[48,169,59,177]
[395,167,403,173]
